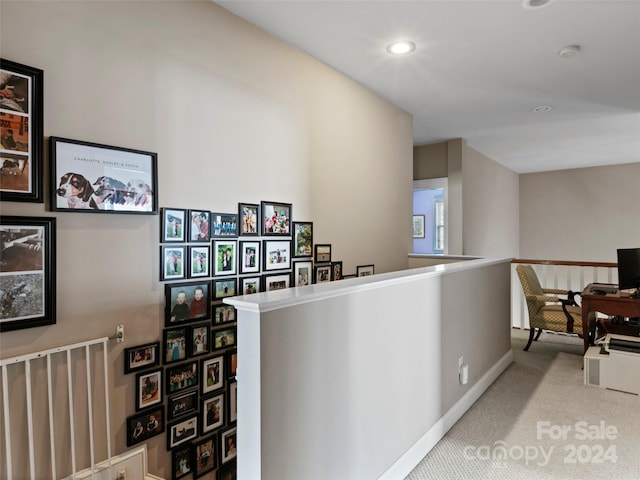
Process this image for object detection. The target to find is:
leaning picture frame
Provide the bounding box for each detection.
[49,136,158,214]
[263,239,291,272]
[0,216,55,332]
[313,264,332,284]
[357,264,375,277]
[314,244,331,263]
[293,260,313,287]
[331,261,343,281]
[292,221,313,257]
[0,58,44,203]
[124,341,160,374]
[260,200,292,236]
[161,208,187,243]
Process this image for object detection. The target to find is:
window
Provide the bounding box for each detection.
[413,178,447,254]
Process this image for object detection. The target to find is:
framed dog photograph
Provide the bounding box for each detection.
[161,207,186,243]
[213,303,236,325]
[190,321,211,358]
[164,281,211,326]
[189,246,210,278]
[293,260,312,287]
[161,245,186,281]
[220,426,237,465]
[201,355,224,395]
[166,360,199,395]
[171,442,193,480]
[0,58,44,203]
[213,240,237,276]
[188,209,210,242]
[241,276,260,295]
[168,388,199,422]
[239,240,260,274]
[201,392,224,435]
[49,136,157,214]
[238,202,259,236]
[210,212,238,238]
[163,326,187,365]
[126,405,165,447]
[314,244,331,263]
[260,200,292,236]
[212,327,236,351]
[293,221,313,257]
[135,368,162,411]
[263,273,291,292]
[125,342,160,374]
[263,239,291,271]
[213,278,237,300]
[167,414,198,450]
[0,216,56,332]
[193,434,217,478]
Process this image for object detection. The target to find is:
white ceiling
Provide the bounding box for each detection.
[216,0,640,173]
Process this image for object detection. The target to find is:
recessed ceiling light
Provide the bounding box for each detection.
[558,45,581,57]
[522,0,554,9]
[531,105,553,113]
[386,41,416,56]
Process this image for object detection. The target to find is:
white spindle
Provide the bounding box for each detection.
[47,353,57,480]
[67,349,77,478]
[25,360,36,480]
[85,345,96,477]
[2,364,13,479]
[103,342,113,475]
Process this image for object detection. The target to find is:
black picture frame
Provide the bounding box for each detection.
[228,380,237,425]
[212,302,236,325]
[0,216,55,332]
[210,212,238,238]
[126,405,165,447]
[260,200,292,236]
[193,434,218,478]
[213,278,237,300]
[238,202,259,236]
[49,136,158,214]
[163,326,188,365]
[219,426,237,465]
[313,264,332,284]
[161,245,186,281]
[293,260,313,287]
[164,281,211,326]
[166,360,199,396]
[262,239,291,272]
[226,348,237,380]
[357,264,375,277]
[201,354,225,396]
[135,368,163,411]
[0,59,43,203]
[212,326,237,351]
[190,321,211,358]
[167,414,198,450]
[201,391,225,435]
[314,244,331,263]
[263,272,291,291]
[293,221,313,257]
[331,261,343,281]
[213,239,237,276]
[239,240,260,274]
[188,209,210,243]
[124,342,160,374]
[171,442,193,480]
[217,461,237,480]
[168,388,199,422]
[161,207,187,243]
[189,245,210,278]
[240,276,261,295]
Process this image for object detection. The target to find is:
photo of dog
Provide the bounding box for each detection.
[93,176,128,206]
[126,179,153,207]
[55,172,99,210]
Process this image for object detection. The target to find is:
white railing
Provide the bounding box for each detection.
[0,337,112,480]
[511,259,618,329]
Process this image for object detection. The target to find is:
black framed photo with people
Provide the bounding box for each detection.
[164,281,211,326]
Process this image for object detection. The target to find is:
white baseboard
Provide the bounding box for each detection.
[61,444,164,480]
[378,350,514,480]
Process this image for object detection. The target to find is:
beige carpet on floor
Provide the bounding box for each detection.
[405,329,640,480]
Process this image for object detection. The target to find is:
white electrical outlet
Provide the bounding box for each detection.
[458,356,464,372]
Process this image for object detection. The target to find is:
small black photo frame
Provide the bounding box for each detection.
[213,302,236,324]
[136,368,163,411]
[0,216,56,332]
[263,239,291,271]
[241,276,261,295]
[202,355,225,395]
[166,360,199,395]
[238,202,259,236]
[220,426,237,465]
[190,321,211,358]
[228,380,237,424]
[189,245,210,278]
[188,209,210,242]
[0,59,44,203]
[212,326,237,351]
[201,392,225,435]
[125,342,160,374]
[165,281,211,326]
[193,434,217,478]
[357,264,375,276]
[161,245,186,281]
[260,200,292,236]
[293,260,312,287]
[293,221,313,257]
[168,388,199,422]
[171,442,193,480]
[126,405,165,447]
[314,244,331,263]
[332,261,343,281]
[161,207,187,243]
[50,136,158,214]
[213,239,237,276]
[263,273,291,291]
[213,278,237,300]
[210,212,238,238]
[167,414,198,450]
[226,348,237,380]
[164,326,188,365]
[313,264,331,284]
[239,240,260,274]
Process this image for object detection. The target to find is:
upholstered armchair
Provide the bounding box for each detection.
[516,264,596,351]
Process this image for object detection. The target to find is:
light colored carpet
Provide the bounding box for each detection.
[405,329,640,480]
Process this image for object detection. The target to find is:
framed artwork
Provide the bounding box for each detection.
[163,326,187,365]
[226,348,237,380]
[188,209,210,242]
[314,244,331,263]
[124,342,160,374]
[189,246,210,278]
[0,59,43,203]
[263,240,291,271]
[293,261,312,287]
[126,405,164,447]
[167,414,198,450]
[168,388,199,422]
[313,264,332,284]
[161,208,186,243]
[213,239,237,276]
[263,273,291,292]
[171,442,193,480]
[193,434,217,478]
[238,202,259,236]
[241,276,261,295]
[331,261,343,281]
[160,245,186,281]
[166,360,199,395]
[190,321,211,358]
[201,392,224,434]
[239,240,260,274]
[220,426,237,465]
[213,302,236,324]
[228,381,237,424]
[413,214,426,238]
[135,368,162,411]
[210,212,238,238]
[357,264,375,277]
[213,278,237,300]
[260,200,292,236]
[202,355,224,395]
[164,281,211,326]
[0,216,55,332]
[213,326,236,351]
[49,136,157,214]
[218,462,236,480]
[293,221,313,257]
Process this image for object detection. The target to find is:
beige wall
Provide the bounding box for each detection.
[0,1,412,477]
[520,162,640,262]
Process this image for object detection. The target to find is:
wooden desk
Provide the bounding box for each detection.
[581,284,640,352]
